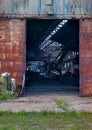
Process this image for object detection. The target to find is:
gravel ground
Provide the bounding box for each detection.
[0,91,92,112]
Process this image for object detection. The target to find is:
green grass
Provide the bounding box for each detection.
[0,91,15,100]
[0,110,92,130]
[55,98,68,110]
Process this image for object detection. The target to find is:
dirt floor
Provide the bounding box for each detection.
[0,91,92,112]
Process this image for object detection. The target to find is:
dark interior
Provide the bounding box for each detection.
[26,19,79,92]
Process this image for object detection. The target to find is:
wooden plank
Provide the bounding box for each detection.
[73,0,81,14]
[11,0,19,14]
[4,0,19,14]
[27,0,40,14]
[19,0,29,14]
[0,0,92,15]
[40,0,46,14]
[53,0,64,14]
[0,0,4,13]
[4,0,12,14]
[86,0,92,14]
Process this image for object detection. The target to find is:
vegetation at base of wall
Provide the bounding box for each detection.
[89,95,92,98]
[0,91,16,100]
[55,98,68,110]
[7,80,12,91]
[0,75,12,91]
[0,110,92,130]
[0,76,3,92]
[0,85,3,92]
[0,76,3,84]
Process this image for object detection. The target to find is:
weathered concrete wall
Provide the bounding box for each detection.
[0,19,26,84]
[80,19,92,96]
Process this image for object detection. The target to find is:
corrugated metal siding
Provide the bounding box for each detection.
[0,0,92,15]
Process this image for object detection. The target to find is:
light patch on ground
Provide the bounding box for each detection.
[0,92,92,112]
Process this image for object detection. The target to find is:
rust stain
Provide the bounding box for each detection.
[80,19,92,96]
[0,19,25,84]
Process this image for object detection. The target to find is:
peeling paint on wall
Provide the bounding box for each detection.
[0,0,92,16]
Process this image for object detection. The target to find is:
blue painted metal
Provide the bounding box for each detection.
[0,0,92,16]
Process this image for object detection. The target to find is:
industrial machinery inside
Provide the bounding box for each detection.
[26,19,79,92]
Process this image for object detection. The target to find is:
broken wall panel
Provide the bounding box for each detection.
[0,19,26,84]
[80,19,92,96]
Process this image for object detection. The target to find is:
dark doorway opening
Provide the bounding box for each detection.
[26,19,79,92]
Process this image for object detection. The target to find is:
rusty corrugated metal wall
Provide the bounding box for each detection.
[0,0,92,16]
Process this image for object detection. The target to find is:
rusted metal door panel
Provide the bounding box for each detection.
[80,19,92,96]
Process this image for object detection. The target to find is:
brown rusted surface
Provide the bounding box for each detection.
[0,19,25,84]
[80,19,92,96]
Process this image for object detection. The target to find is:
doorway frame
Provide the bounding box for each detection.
[25,18,80,94]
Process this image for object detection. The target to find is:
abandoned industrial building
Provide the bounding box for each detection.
[0,0,92,96]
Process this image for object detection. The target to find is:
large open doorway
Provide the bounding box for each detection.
[26,19,79,92]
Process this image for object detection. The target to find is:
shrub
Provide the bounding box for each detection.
[0,91,15,100]
[0,76,3,92]
[0,76,3,84]
[7,80,12,91]
[0,85,3,92]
